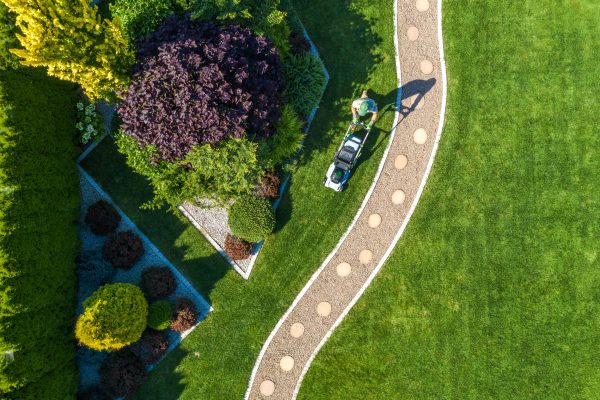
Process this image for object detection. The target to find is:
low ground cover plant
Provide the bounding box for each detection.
[228,194,276,243]
[171,298,198,332]
[140,266,176,299]
[102,230,144,269]
[85,200,121,235]
[283,53,326,116]
[255,171,281,199]
[99,349,147,398]
[148,300,173,331]
[76,101,105,144]
[76,283,148,351]
[224,234,253,260]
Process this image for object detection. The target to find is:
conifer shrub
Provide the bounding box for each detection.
[147,300,172,331]
[228,195,276,243]
[131,329,170,364]
[77,252,115,299]
[99,349,147,398]
[85,200,121,235]
[255,171,281,199]
[224,234,253,261]
[102,230,144,269]
[283,53,325,116]
[140,266,176,299]
[170,298,198,332]
[76,283,148,351]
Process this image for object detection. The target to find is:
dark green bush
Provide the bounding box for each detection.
[258,104,304,168]
[283,53,325,116]
[0,67,79,399]
[147,300,172,331]
[228,194,275,243]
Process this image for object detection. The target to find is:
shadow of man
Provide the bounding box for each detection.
[399,78,437,120]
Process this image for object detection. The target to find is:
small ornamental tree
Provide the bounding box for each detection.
[2,0,134,100]
[76,283,148,351]
[140,266,176,299]
[85,200,121,235]
[224,234,253,260]
[228,194,275,243]
[102,230,144,269]
[170,298,197,332]
[99,350,147,398]
[118,16,283,162]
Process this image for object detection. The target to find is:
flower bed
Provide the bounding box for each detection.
[179,27,329,279]
[77,169,211,392]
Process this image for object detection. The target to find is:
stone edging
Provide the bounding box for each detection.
[244,0,448,398]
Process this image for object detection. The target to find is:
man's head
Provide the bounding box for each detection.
[358,101,369,116]
[361,90,369,98]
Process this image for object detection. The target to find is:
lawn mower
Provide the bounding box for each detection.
[323,121,372,192]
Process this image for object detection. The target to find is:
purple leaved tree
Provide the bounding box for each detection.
[118,16,283,161]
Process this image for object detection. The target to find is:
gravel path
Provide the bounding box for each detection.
[245,0,447,398]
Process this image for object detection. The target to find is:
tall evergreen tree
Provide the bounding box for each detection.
[1,0,134,100]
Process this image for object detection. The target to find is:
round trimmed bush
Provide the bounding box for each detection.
[224,234,253,261]
[102,230,144,269]
[148,300,172,331]
[85,200,121,235]
[228,194,275,243]
[170,297,198,332]
[131,329,169,364]
[77,252,114,298]
[100,349,147,398]
[76,283,148,351]
[140,266,176,299]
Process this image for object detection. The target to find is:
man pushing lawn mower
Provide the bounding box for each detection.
[323,91,378,192]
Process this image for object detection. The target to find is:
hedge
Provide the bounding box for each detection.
[0,67,80,399]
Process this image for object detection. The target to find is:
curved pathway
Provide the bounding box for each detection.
[246,0,447,398]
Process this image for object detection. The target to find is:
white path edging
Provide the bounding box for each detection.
[245,0,449,397]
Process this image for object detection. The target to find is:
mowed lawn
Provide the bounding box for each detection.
[82,1,397,398]
[298,0,600,399]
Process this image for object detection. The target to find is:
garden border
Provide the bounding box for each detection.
[179,27,330,280]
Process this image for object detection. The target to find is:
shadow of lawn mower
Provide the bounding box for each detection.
[323,121,372,192]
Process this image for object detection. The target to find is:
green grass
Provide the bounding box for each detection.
[81,0,397,398]
[297,0,600,399]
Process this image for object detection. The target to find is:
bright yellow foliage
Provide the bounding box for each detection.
[1,0,134,101]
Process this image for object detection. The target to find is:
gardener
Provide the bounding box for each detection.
[351,90,378,129]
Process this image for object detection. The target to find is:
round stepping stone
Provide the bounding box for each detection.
[392,190,406,205]
[290,322,304,338]
[420,60,434,75]
[416,0,430,12]
[368,213,381,228]
[407,26,419,41]
[336,262,352,277]
[317,302,332,317]
[414,128,427,144]
[260,380,275,396]
[280,356,294,372]
[359,250,373,264]
[395,154,408,170]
